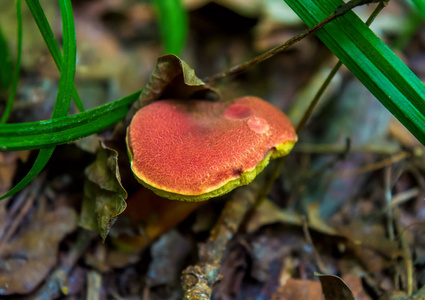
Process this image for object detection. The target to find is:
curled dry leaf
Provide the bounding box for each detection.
[80,143,128,241]
[246,199,337,236]
[0,207,77,295]
[316,273,355,300]
[126,54,219,124]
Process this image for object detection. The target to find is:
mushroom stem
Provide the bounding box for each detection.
[181,184,257,299]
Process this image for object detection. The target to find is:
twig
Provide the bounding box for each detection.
[87,270,102,300]
[394,208,414,296]
[181,184,257,299]
[385,167,395,241]
[391,188,419,207]
[205,0,387,83]
[255,1,388,206]
[30,229,94,299]
[180,2,390,299]
[301,216,329,274]
[335,151,409,178]
[294,142,400,155]
[296,0,386,133]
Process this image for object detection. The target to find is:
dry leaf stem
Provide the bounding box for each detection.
[205,0,387,83]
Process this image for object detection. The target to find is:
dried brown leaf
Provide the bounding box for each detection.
[316,273,355,300]
[126,54,219,123]
[0,207,77,295]
[80,143,128,241]
[272,278,324,300]
[342,274,372,300]
[246,199,337,236]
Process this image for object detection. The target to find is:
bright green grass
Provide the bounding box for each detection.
[284,0,425,145]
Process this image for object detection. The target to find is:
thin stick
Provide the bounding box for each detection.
[255,1,388,206]
[180,2,389,299]
[205,0,387,83]
[394,208,414,296]
[302,216,328,274]
[181,185,257,299]
[335,151,409,178]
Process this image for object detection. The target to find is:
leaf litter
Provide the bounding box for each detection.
[0,0,425,299]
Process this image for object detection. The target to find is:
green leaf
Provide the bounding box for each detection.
[25,0,85,112]
[411,0,425,19]
[0,0,76,200]
[152,0,188,55]
[1,0,22,124]
[284,0,425,146]
[0,91,140,151]
[80,143,127,241]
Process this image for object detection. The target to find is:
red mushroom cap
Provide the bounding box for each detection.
[126,96,297,201]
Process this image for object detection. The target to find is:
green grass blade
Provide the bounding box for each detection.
[51,0,76,118]
[284,0,425,145]
[0,27,12,91]
[152,0,188,55]
[1,0,22,124]
[411,0,425,19]
[1,107,128,150]
[0,91,139,138]
[25,0,85,112]
[0,0,76,200]
[0,91,140,150]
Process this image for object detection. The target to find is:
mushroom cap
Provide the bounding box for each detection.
[126,96,297,201]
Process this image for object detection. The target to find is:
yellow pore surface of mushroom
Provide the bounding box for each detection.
[126,96,297,201]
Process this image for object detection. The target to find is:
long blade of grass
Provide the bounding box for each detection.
[0,0,76,200]
[284,0,425,145]
[411,0,425,19]
[152,0,188,55]
[0,27,12,91]
[1,0,22,124]
[25,0,85,112]
[0,91,140,151]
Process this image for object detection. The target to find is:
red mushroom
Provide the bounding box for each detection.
[126,96,297,201]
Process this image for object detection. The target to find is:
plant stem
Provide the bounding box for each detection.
[205,0,387,83]
[256,1,388,206]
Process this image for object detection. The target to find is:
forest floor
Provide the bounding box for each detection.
[0,0,425,299]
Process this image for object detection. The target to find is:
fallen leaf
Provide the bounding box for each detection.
[342,274,372,300]
[0,207,77,295]
[126,54,219,123]
[80,143,128,241]
[147,229,192,287]
[316,273,355,300]
[246,199,336,236]
[272,278,324,300]
[337,221,401,259]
